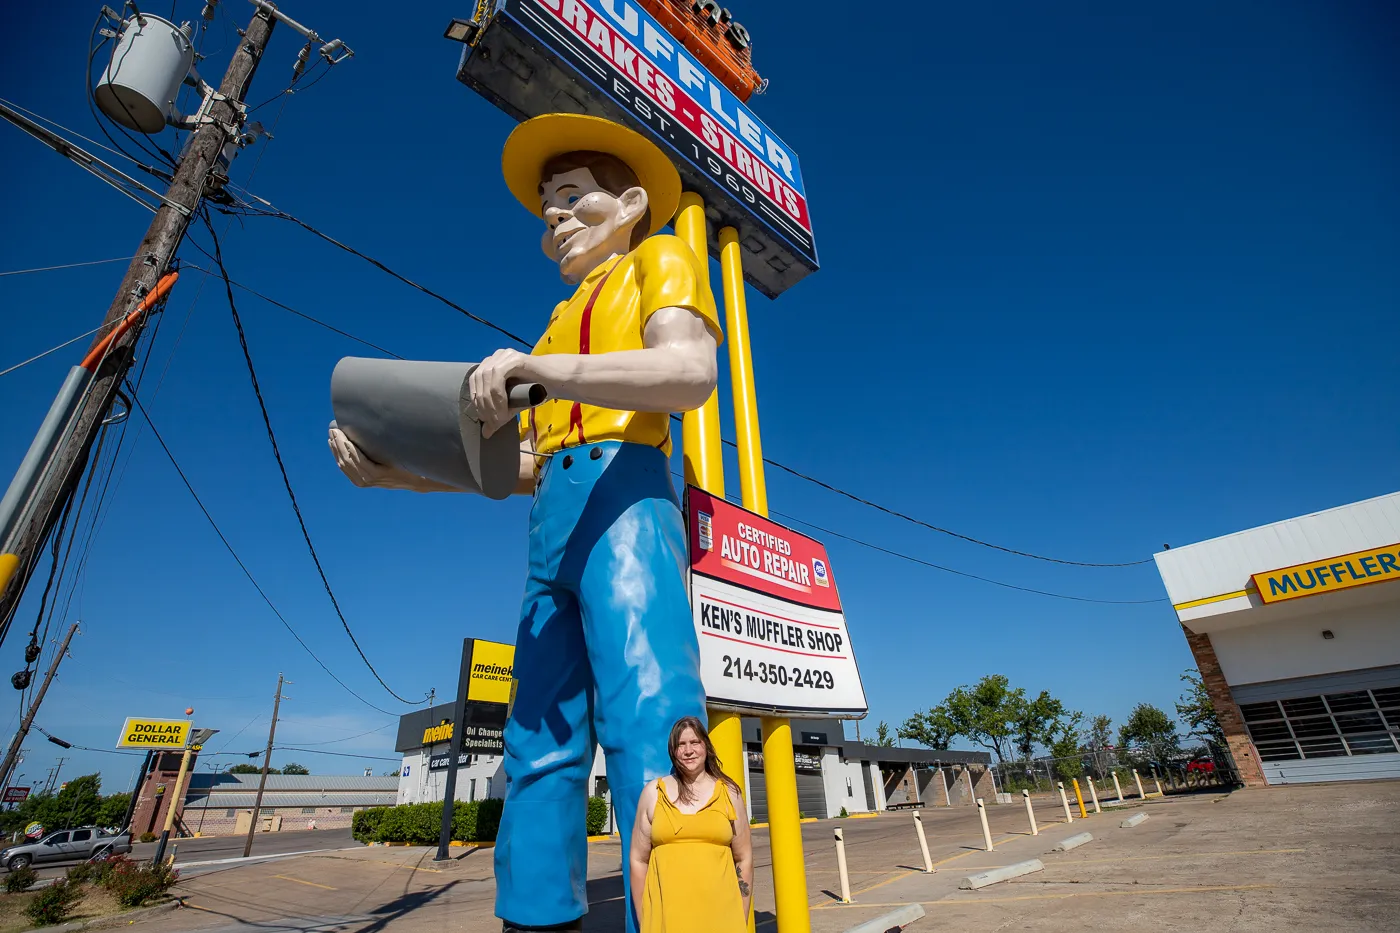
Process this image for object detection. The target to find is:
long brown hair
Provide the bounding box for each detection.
[668,715,743,806]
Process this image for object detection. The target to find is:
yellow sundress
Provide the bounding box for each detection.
[642,778,745,933]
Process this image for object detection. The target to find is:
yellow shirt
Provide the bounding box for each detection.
[521,235,722,457]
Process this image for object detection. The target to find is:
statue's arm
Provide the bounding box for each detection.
[469,306,718,433]
[328,426,463,493]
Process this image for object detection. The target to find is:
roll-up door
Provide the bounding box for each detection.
[748,768,766,823]
[1233,665,1400,785]
[797,772,826,819]
[862,764,876,811]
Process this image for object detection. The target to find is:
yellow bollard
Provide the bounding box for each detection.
[1072,779,1087,819]
[1087,776,1101,813]
[1021,788,1038,835]
[834,827,852,903]
[762,718,811,933]
[913,809,933,872]
[1057,782,1073,823]
[976,798,994,851]
[674,192,724,496]
[1153,770,1164,796]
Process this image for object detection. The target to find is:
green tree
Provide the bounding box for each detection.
[1086,714,1114,774]
[0,774,106,835]
[872,722,896,747]
[96,793,130,828]
[900,674,1022,761]
[1119,703,1180,765]
[1175,670,1225,747]
[228,764,278,775]
[1011,691,1074,761]
[280,762,310,775]
[1048,714,1085,779]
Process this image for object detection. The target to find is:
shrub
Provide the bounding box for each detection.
[351,807,387,844]
[4,865,37,893]
[138,832,157,843]
[837,807,849,818]
[101,859,180,908]
[91,853,134,887]
[24,879,83,925]
[475,798,503,842]
[66,861,96,884]
[586,796,609,836]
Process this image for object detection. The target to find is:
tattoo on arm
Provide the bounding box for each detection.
[736,864,750,896]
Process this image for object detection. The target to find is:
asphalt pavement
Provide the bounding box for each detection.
[23,828,355,882]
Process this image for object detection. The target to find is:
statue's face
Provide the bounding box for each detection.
[539,167,648,283]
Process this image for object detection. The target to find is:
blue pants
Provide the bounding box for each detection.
[494,440,707,931]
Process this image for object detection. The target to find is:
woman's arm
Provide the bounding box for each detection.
[728,785,754,920]
[629,782,658,922]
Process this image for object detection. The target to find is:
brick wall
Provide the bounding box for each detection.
[185,807,361,837]
[1182,625,1268,787]
[127,751,196,839]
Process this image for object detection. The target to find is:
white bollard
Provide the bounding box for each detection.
[1153,772,1164,796]
[1133,769,1146,799]
[1057,782,1073,823]
[1022,788,1038,836]
[834,827,852,903]
[1087,776,1101,814]
[1112,772,1125,803]
[963,766,975,803]
[976,797,994,851]
[912,809,933,873]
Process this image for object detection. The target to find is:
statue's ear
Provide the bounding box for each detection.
[617,185,649,233]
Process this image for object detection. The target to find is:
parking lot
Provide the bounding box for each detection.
[118,780,1399,933]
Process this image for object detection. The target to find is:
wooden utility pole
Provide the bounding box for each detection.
[243,673,285,858]
[0,623,79,790]
[0,6,277,622]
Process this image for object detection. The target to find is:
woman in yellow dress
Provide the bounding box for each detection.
[629,716,753,933]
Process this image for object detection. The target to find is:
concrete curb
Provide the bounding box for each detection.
[1120,813,1150,828]
[840,902,926,932]
[959,859,1045,890]
[1051,832,1093,852]
[15,897,182,933]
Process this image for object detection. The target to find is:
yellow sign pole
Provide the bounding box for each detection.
[719,224,810,933]
[674,193,725,497]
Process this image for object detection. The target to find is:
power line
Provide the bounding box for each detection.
[204,219,427,706]
[275,746,400,762]
[225,204,532,346]
[279,723,395,747]
[233,202,1152,570]
[769,508,1167,605]
[0,256,136,278]
[123,387,402,718]
[181,263,403,358]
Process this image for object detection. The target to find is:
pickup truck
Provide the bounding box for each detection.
[1,826,132,871]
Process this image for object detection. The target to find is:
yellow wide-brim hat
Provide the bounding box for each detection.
[502,113,681,237]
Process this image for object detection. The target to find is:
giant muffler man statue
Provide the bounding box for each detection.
[328,114,720,932]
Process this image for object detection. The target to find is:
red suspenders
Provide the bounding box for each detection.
[562,262,617,448]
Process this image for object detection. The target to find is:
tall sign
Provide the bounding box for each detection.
[686,488,867,718]
[116,718,191,749]
[454,0,817,298]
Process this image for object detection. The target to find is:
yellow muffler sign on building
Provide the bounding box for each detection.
[117,718,191,749]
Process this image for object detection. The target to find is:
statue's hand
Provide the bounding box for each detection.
[469,348,531,438]
[328,426,401,488]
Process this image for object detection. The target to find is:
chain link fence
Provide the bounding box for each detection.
[990,741,1238,796]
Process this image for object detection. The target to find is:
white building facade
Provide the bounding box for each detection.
[394,705,991,819]
[1154,491,1400,785]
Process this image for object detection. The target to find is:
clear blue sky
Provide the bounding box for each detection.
[1,1,1395,791]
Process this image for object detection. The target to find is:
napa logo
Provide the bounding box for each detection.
[1252,543,1400,604]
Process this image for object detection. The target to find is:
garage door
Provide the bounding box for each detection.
[1233,665,1400,784]
[746,770,829,821]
